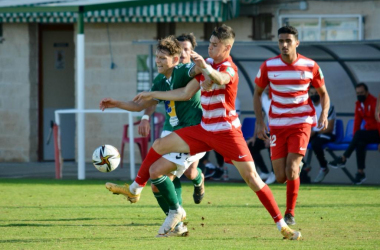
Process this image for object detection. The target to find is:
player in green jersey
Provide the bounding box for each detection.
[100,35,205,237]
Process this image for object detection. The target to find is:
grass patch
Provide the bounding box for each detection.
[0,179,379,249]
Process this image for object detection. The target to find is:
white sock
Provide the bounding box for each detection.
[276,218,287,231]
[129,181,143,195]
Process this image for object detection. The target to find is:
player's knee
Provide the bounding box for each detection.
[149,165,160,179]
[151,183,159,193]
[276,175,287,183]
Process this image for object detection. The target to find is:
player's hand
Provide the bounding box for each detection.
[255,119,269,140]
[264,138,270,148]
[246,136,256,146]
[201,77,213,91]
[133,92,152,102]
[190,51,207,69]
[317,114,328,130]
[138,119,150,137]
[99,98,118,111]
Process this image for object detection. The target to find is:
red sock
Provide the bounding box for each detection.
[286,178,300,216]
[255,185,283,223]
[135,148,162,187]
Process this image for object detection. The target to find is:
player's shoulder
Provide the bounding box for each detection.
[296,54,317,67]
[263,55,282,67]
[153,74,166,83]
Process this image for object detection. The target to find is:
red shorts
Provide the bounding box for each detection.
[174,124,253,164]
[269,125,311,160]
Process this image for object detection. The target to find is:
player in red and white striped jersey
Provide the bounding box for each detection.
[134,24,302,240]
[254,26,330,225]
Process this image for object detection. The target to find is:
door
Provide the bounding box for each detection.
[40,25,75,160]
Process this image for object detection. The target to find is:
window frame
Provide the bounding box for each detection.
[279,14,363,41]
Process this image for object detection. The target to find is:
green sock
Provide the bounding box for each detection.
[192,168,203,186]
[153,192,169,216]
[173,177,182,206]
[151,176,179,210]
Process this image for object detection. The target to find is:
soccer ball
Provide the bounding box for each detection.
[92,145,121,173]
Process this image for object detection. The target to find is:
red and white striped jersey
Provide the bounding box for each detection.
[195,56,240,133]
[255,54,325,129]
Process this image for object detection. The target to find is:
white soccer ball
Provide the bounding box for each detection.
[92,145,121,173]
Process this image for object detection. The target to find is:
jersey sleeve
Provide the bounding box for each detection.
[218,64,238,85]
[311,63,325,88]
[254,62,269,89]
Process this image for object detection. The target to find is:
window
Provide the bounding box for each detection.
[280,15,363,41]
[252,13,273,40]
[156,22,176,40]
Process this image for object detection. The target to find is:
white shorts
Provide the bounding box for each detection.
[161,130,206,178]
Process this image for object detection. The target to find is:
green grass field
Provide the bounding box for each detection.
[0,179,379,250]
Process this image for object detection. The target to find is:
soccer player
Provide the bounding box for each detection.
[254,26,330,225]
[100,35,205,236]
[133,24,301,240]
[134,33,206,205]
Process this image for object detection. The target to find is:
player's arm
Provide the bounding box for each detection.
[190,51,230,85]
[138,105,157,137]
[189,64,203,77]
[99,97,157,112]
[134,78,200,102]
[375,93,380,122]
[253,85,269,140]
[315,85,330,130]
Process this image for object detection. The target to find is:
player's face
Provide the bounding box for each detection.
[278,33,299,57]
[179,41,193,64]
[155,49,176,76]
[208,35,227,59]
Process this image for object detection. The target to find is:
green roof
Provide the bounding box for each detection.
[0,0,239,23]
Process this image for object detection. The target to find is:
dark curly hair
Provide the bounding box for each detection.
[176,33,197,50]
[157,35,182,56]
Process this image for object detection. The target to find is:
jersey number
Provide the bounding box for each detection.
[270,135,277,147]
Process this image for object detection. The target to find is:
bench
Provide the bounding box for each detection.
[305,119,378,183]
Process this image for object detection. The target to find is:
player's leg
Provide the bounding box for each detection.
[149,156,187,236]
[210,130,301,240]
[105,157,175,203]
[151,173,189,237]
[268,128,288,183]
[106,132,192,201]
[233,160,301,240]
[284,153,303,225]
[183,160,205,204]
[284,126,311,225]
[271,157,287,183]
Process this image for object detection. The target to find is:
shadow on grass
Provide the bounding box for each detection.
[0,222,159,227]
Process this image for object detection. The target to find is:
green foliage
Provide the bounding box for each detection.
[0,179,379,249]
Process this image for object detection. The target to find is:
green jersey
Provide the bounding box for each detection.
[151,63,202,131]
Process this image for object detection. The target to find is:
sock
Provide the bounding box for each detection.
[135,148,162,187]
[255,185,283,223]
[129,181,143,195]
[153,192,169,216]
[192,168,203,187]
[286,178,300,216]
[173,177,182,206]
[151,176,179,210]
[276,219,288,231]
